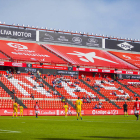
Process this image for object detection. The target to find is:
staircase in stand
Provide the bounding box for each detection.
[0,81,27,108]
[36,75,76,109]
[116,80,140,97]
[79,79,121,109]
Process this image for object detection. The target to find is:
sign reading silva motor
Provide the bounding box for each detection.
[39,31,102,47]
[105,39,140,52]
[0,26,36,41]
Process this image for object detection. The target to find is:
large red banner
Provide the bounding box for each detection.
[109,51,140,68]
[0,109,135,116]
[43,44,138,69]
[0,40,66,64]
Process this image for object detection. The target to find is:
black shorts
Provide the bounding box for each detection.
[124,109,127,112]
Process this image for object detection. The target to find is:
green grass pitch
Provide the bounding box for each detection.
[0,115,140,140]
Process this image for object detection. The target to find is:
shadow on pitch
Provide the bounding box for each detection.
[84,136,140,139]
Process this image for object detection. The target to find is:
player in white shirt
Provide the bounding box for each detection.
[68,107,72,116]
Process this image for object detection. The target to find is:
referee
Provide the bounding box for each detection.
[123,102,128,117]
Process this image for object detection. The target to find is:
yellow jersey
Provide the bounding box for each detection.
[13,103,18,109]
[64,105,68,111]
[20,106,23,111]
[75,100,82,109]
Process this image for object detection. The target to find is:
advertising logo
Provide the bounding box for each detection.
[57,36,68,42]
[86,38,99,47]
[122,55,131,60]
[72,37,82,44]
[67,51,118,64]
[44,33,54,41]
[7,42,28,50]
[117,42,134,50]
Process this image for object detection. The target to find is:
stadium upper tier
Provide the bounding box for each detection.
[0,39,139,70]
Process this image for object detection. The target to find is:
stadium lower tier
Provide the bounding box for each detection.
[119,79,140,96]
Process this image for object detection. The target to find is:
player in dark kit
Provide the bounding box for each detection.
[133,98,140,121]
[123,102,128,117]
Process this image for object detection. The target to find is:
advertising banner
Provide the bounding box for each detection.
[0,26,36,41]
[0,109,135,116]
[105,39,140,52]
[73,67,140,75]
[118,74,140,79]
[39,31,102,47]
[109,51,140,68]
[32,64,68,70]
[0,40,66,64]
[43,44,138,69]
[57,70,78,75]
[0,61,27,67]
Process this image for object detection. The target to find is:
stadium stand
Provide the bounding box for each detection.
[0,39,139,112]
[82,74,139,109]
[119,79,140,96]
[0,73,72,109]
[41,74,119,109]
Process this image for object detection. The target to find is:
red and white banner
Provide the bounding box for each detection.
[0,40,66,64]
[73,67,140,75]
[109,51,140,68]
[0,61,27,67]
[43,44,138,70]
[0,109,135,116]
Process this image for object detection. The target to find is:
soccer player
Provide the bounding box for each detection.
[13,101,18,118]
[34,102,41,118]
[133,98,140,121]
[75,97,82,120]
[123,102,128,117]
[63,103,68,117]
[68,106,72,116]
[20,105,23,117]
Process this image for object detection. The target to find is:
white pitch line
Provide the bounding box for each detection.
[0,129,21,133]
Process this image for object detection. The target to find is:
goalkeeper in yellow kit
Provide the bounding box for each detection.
[12,101,18,118]
[75,97,82,120]
[20,106,23,117]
